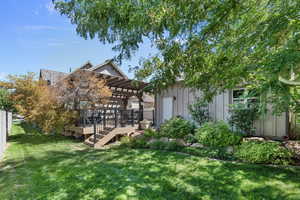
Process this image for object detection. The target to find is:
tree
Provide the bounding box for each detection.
[54,0,300,113]
[0,71,112,133]
[58,69,112,110]
[0,88,13,111]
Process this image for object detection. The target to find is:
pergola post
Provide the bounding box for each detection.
[137,92,144,130]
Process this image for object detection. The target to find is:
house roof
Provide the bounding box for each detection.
[39,69,67,85]
[78,61,93,70]
[39,60,145,93]
[90,59,128,79]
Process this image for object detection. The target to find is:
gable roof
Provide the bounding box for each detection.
[91,59,128,79]
[39,69,67,85]
[78,61,93,70]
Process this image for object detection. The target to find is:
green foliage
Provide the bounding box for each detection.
[120,136,133,147]
[188,99,210,126]
[160,117,195,139]
[55,0,300,113]
[228,103,259,135]
[183,147,234,161]
[147,140,166,150]
[120,136,148,149]
[143,128,161,139]
[147,140,184,151]
[164,141,184,151]
[184,134,198,144]
[195,121,242,147]
[0,88,14,111]
[235,141,293,165]
[5,122,300,199]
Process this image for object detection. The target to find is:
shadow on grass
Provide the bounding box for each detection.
[8,122,81,146]
[2,122,300,199]
[1,146,300,200]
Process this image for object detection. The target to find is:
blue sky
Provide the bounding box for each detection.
[0,0,155,80]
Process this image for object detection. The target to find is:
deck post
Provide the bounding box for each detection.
[83,110,86,128]
[103,109,106,128]
[152,109,155,126]
[93,113,96,144]
[137,92,144,130]
[131,109,134,127]
[114,108,117,128]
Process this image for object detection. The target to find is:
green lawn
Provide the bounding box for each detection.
[1,123,300,200]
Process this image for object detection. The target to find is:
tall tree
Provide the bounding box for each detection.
[58,69,112,110]
[55,0,300,113]
[0,88,13,111]
[0,71,112,133]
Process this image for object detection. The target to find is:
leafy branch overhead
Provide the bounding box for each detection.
[54,0,300,113]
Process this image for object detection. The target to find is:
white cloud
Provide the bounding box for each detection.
[0,72,8,81]
[47,42,64,46]
[23,25,58,31]
[46,1,56,14]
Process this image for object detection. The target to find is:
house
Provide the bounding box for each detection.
[40,60,156,147]
[39,59,154,110]
[155,82,288,139]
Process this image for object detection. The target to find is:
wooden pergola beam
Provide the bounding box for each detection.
[109,79,132,88]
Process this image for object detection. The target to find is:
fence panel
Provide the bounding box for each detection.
[0,110,12,160]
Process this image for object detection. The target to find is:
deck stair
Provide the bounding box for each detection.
[84,126,136,148]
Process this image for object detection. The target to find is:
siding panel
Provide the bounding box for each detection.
[155,84,288,138]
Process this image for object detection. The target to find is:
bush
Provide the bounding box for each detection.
[188,100,211,126]
[182,147,234,160]
[143,128,161,139]
[234,141,293,165]
[120,136,148,149]
[148,140,167,150]
[164,141,184,151]
[120,136,133,148]
[195,121,242,147]
[228,103,259,135]
[160,117,195,139]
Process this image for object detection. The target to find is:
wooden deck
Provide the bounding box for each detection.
[84,126,137,148]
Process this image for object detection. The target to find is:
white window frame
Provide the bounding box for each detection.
[232,88,258,105]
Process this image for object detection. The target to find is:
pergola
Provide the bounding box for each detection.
[94,72,148,110]
[76,69,149,130]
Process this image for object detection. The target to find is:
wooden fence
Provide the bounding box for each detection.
[289,112,300,138]
[0,110,12,159]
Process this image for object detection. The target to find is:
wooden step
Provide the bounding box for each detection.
[84,140,94,147]
[94,126,136,148]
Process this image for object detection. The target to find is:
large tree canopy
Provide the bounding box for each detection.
[54,0,300,113]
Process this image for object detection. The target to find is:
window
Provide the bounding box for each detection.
[232,88,258,105]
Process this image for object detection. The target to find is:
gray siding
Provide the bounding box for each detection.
[155,83,288,138]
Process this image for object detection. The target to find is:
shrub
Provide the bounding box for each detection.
[195,121,242,147]
[188,99,211,126]
[184,134,198,144]
[182,147,234,160]
[228,103,259,135]
[160,117,195,139]
[120,136,148,149]
[234,141,293,165]
[164,141,184,151]
[143,128,161,139]
[148,140,166,150]
[120,136,133,148]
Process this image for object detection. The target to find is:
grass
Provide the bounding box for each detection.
[1,122,300,200]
